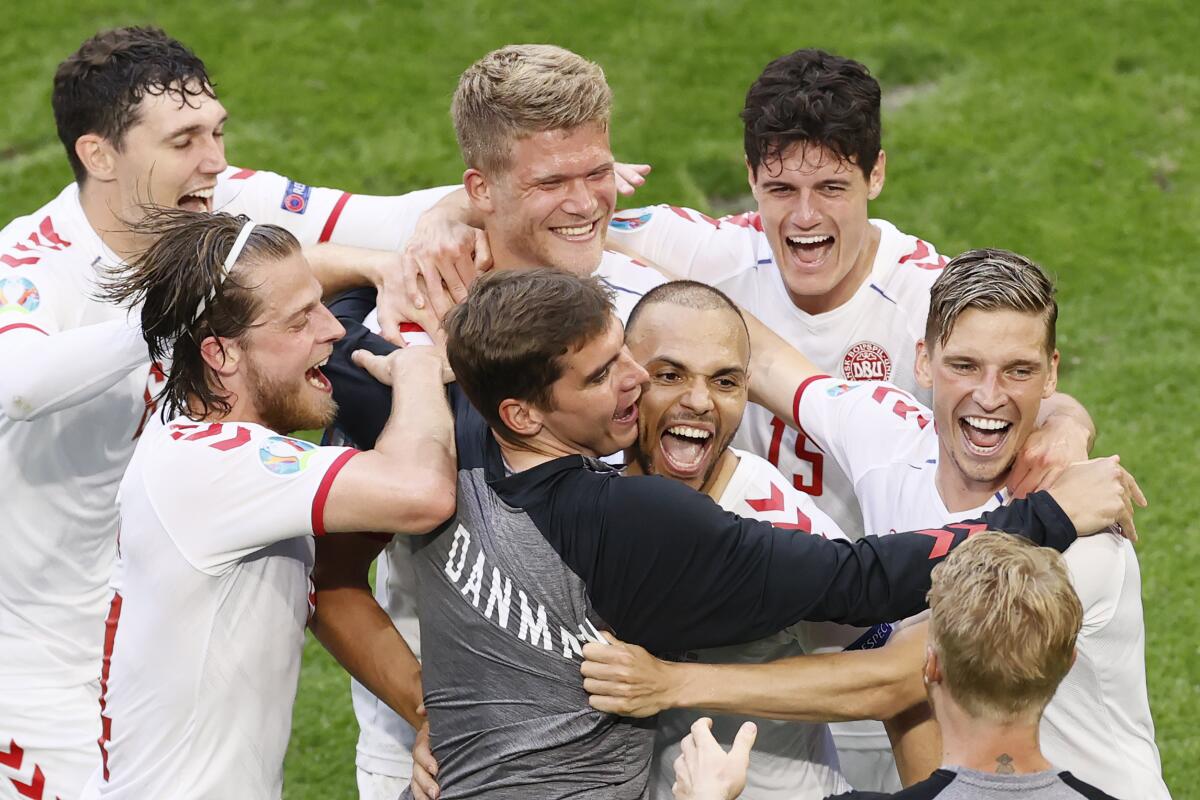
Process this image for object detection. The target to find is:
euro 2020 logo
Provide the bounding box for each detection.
[0,277,40,316]
[259,436,318,475]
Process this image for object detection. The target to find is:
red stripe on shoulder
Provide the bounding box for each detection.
[318,192,353,243]
[792,374,832,428]
[229,168,257,180]
[0,323,48,336]
[311,449,360,536]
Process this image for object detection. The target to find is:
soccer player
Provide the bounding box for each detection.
[0,27,463,798]
[598,49,1094,789]
[328,267,1131,800]
[670,535,1125,800]
[80,209,455,800]
[582,250,1164,798]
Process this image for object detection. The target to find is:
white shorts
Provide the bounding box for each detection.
[836,747,903,793]
[0,682,101,800]
[357,767,410,800]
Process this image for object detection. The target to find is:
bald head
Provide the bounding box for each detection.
[626,280,749,351]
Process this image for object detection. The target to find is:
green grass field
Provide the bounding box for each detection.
[4,1,1197,797]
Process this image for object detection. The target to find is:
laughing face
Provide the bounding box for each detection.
[537,314,648,458]
[917,307,1059,493]
[625,303,750,493]
[749,143,885,315]
[469,121,616,276]
[107,81,229,219]
[237,250,345,433]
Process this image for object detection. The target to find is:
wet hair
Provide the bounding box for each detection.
[53,27,215,184]
[452,44,612,174]
[443,268,614,443]
[928,533,1082,722]
[926,248,1058,355]
[102,208,298,418]
[625,280,749,353]
[742,49,881,179]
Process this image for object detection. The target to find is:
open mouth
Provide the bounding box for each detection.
[658,424,714,477]
[178,187,214,213]
[613,400,638,427]
[305,357,332,393]
[958,415,1013,457]
[550,219,600,241]
[785,233,835,266]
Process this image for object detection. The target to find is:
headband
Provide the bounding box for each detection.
[192,220,255,322]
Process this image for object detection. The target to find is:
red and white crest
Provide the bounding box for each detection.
[841,341,892,381]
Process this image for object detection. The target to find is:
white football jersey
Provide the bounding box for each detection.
[0,171,452,697]
[91,419,358,800]
[608,207,946,541]
[797,376,1169,799]
[650,448,895,800]
[349,249,670,777]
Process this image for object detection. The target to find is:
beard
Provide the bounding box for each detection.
[633,417,740,491]
[246,362,337,434]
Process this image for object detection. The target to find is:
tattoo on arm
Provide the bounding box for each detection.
[995,753,1015,774]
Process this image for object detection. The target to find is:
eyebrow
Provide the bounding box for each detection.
[533,161,614,185]
[654,356,745,378]
[163,113,228,142]
[585,352,621,384]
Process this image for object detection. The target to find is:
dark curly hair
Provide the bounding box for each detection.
[53,27,215,184]
[102,208,298,419]
[742,49,881,180]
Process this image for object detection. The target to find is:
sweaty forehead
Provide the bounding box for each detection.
[506,123,612,180]
[939,307,1052,358]
[627,303,749,367]
[131,84,226,133]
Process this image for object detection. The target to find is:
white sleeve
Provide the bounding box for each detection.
[1064,536,1129,632]
[216,167,458,250]
[606,205,765,284]
[796,376,934,485]
[0,269,148,421]
[145,423,359,574]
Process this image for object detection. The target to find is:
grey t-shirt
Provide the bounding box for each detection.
[828,766,1120,799]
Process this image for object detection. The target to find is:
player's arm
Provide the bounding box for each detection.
[320,344,456,535]
[0,270,148,421]
[604,205,764,286]
[564,464,1137,655]
[582,621,929,722]
[310,532,423,727]
[1008,391,1097,498]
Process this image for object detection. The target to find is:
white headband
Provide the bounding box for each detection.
[192,220,255,322]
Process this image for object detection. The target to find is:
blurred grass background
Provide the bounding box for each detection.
[3,1,1196,796]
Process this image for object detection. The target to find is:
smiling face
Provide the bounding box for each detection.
[469,121,616,276]
[235,250,345,433]
[625,303,750,492]
[750,142,885,314]
[106,82,229,218]
[918,307,1059,495]
[535,314,647,458]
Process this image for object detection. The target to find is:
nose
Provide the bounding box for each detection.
[200,134,228,175]
[680,376,714,415]
[971,368,1005,410]
[792,190,821,228]
[316,304,345,343]
[618,348,649,390]
[561,177,599,218]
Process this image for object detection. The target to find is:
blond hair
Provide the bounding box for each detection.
[451,44,612,174]
[927,533,1082,722]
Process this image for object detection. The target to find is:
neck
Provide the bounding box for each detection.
[189,391,268,430]
[495,430,582,473]
[78,181,144,261]
[936,695,1051,775]
[785,223,881,315]
[623,447,740,502]
[934,441,1008,513]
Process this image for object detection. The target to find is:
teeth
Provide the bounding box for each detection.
[964,416,1011,431]
[667,425,711,440]
[552,222,594,236]
[183,187,214,199]
[786,234,832,245]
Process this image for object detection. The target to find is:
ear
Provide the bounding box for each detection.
[463,168,495,215]
[867,149,886,200]
[923,644,942,685]
[199,335,241,378]
[497,397,543,438]
[915,338,934,391]
[745,156,760,200]
[1043,349,1060,398]
[75,133,118,183]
